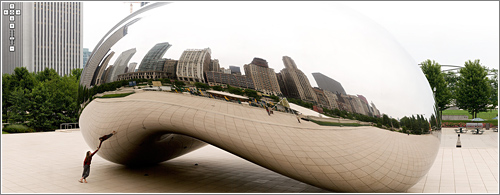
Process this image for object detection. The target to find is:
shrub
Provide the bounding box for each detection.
[3,124,34,133]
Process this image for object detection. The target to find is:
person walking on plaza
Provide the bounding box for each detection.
[265,106,270,116]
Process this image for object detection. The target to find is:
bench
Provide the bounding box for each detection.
[466,123,483,130]
[471,129,484,135]
[454,128,468,133]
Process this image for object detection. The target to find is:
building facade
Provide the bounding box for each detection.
[205,71,254,89]
[2,2,82,76]
[312,72,347,95]
[243,57,281,96]
[83,48,91,68]
[209,59,220,72]
[280,56,318,103]
[128,62,138,73]
[138,42,171,72]
[176,48,211,83]
[109,48,136,83]
[229,66,241,75]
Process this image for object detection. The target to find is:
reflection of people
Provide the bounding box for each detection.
[265,106,270,116]
[98,131,117,148]
[79,147,99,183]
[296,114,301,123]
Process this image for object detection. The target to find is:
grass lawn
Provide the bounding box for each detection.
[2,131,9,134]
[442,109,498,119]
[309,120,367,127]
[97,92,134,98]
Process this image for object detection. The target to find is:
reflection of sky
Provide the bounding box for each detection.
[102,2,435,119]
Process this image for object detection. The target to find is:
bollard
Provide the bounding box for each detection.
[456,134,461,148]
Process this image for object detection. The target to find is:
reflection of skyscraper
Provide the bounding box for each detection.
[81,18,140,87]
[244,57,281,96]
[280,56,318,103]
[312,72,347,95]
[128,62,138,73]
[138,42,171,71]
[177,48,211,83]
[94,52,115,86]
[229,66,241,75]
[109,48,136,82]
[2,2,82,76]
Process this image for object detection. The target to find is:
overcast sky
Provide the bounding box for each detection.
[82,1,499,118]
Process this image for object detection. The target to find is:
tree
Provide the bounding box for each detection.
[420,59,452,112]
[486,68,498,110]
[443,71,459,106]
[456,59,491,118]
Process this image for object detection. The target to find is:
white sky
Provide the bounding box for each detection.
[82,1,499,118]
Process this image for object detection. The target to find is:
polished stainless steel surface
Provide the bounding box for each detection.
[79,2,440,192]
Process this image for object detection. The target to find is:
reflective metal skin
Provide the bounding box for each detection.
[79,2,441,192]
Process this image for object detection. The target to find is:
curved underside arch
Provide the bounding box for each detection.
[80,91,440,192]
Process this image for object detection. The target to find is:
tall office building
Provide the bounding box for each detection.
[2,2,82,76]
[243,57,281,96]
[82,48,91,68]
[176,48,211,83]
[312,72,347,95]
[138,42,171,72]
[280,56,318,103]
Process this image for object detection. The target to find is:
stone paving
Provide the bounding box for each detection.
[1,127,498,193]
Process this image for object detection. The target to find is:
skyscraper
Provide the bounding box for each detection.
[312,72,347,95]
[280,56,318,103]
[176,48,211,83]
[82,48,92,68]
[2,2,82,76]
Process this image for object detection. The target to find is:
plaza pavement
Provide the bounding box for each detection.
[1,127,498,193]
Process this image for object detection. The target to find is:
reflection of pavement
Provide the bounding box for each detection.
[1,128,497,193]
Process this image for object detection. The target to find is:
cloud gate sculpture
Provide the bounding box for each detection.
[79,2,441,192]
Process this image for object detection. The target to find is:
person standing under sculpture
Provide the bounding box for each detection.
[79,147,99,183]
[79,131,116,183]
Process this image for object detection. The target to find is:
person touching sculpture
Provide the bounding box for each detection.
[78,131,117,183]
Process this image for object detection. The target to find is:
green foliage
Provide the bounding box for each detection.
[442,109,498,119]
[174,80,185,87]
[456,60,492,118]
[3,124,34,133]
[194,82,210,89]
[97,92,134,98]
[243,88,261,100]
[2,131,9,134]
[226,85,244,95]
[287,98,313,109]
[443,71,459,104]
[420,59,452,111]
[269,95,280,102]
[212,85,223,91]
[3,67,80,131]
[309,120,366,127]
[399,115,429,135]
[486,68,498,109]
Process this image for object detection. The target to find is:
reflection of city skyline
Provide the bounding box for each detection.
[92,42,382,117]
